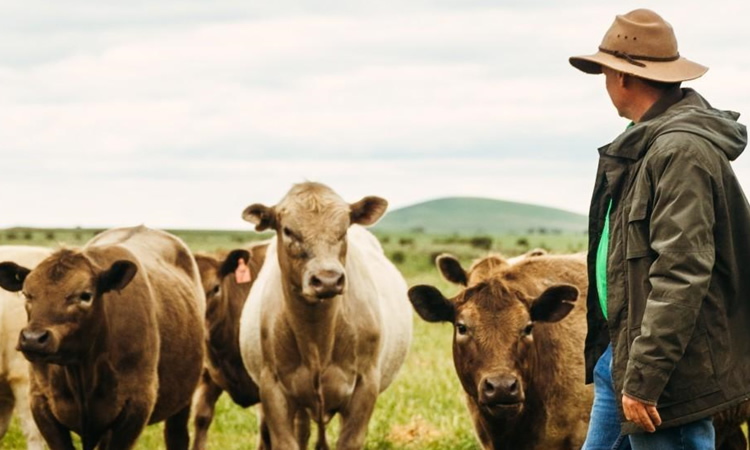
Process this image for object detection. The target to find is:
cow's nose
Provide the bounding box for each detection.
[480,374,523,405]
[309,271,345,299]
[19,328,52,353]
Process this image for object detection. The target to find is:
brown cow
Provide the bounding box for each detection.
[409,253,592,450]
[238,182,413,449]
[0,226,205,450]
[191,241,269,450]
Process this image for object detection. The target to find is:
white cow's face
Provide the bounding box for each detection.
[241,182,387,305]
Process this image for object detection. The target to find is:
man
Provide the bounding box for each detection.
[569,8,750,449]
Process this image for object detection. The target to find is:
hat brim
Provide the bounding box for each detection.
[569,51,708,83]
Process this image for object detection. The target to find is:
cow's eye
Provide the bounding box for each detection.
[79,292,93,302]
[456,323,468,335]
[211,285,220,295]
[283,227,301,242]
[522,323,534,336]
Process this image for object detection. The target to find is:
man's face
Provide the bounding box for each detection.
[602,66,628,118]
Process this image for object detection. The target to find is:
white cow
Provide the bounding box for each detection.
[0,246,49,450]
[238,182,413,449]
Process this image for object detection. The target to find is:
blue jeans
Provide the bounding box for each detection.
[582,344,716,450]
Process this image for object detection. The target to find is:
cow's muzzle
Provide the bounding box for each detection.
[17,327,58,360]
[479,374,525,409]
[306,270,345,301]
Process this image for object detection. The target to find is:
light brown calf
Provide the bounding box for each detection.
[0,246,49,450]
[238,182,413,449]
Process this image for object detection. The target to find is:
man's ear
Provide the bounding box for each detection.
[242,204,277,232]
[436,254,467,286]
[0,262,31,292]
[98,260,138,294]
[219,249,252,278]
[350,196,388,226]
[530,284,579,323]
[408,285,455,323]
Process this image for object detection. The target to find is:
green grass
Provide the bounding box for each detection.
[1,228,580,449]
[3,228,749,448]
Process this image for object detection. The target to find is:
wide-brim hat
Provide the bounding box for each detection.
[569,9,708,83]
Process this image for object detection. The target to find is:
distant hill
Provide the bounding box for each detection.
[374,197,587,235]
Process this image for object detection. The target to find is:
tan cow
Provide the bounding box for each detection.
[191,241,269,450]
[238,182,413,449]
[409,253,592,450]
[0,246,49,450]
[0,226,205,450]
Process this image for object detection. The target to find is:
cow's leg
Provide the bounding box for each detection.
[0,383,13,439]
[99,400,151,450]
[716,425,748,450]
[294,409,312,448]
[10,380,45,450]
[165,404,191,450]
[29,394,75,450]
[191,371,223,450]
[98,431,112,450]
[335,371,378,450]
[256,409,272,450]
[260,369,298,449]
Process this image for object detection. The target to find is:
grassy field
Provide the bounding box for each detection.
[1,227,580,449]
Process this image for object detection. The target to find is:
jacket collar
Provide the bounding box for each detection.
[598,87,687,160]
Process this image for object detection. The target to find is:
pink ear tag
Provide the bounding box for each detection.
[235,259,252,284]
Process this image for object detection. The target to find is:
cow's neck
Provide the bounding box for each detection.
[477,396,544,450]
[59,323,111,442]
[282,282,341,367]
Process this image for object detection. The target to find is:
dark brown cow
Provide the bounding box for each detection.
[0,226,205,450]
[409,253,592,450]
[191,241,269,450]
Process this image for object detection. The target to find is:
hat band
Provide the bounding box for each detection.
[598,46,680,68]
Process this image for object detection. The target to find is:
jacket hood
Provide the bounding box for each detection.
[603,89,748,161]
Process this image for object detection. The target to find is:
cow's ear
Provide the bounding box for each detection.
[219,249,251,278]
[530,284,578,323]
[350,196,388,226]
[242,204,277,232]
[408,285,455,323]
[98,260,138,294]
[436,254,467,286]
[0,262,31,292]
[523,248,548,258]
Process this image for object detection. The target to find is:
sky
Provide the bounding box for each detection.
[2,0,749,229]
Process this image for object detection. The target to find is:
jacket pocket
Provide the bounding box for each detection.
[625,199,653,328]
[659,329,720,407]
[625,200,650,259]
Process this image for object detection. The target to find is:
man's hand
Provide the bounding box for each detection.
[622,393,662,432]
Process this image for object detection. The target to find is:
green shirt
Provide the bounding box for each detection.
[596,122,634,320]
[596,199,612,320]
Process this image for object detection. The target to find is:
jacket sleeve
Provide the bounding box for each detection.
[622,142,716,404]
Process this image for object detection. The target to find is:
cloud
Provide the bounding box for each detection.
[1,1,749,228]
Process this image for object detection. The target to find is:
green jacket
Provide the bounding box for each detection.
[584,88,750,434]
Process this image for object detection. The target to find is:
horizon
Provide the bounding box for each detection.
[2,1,749,229]
[0,193,588,231]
